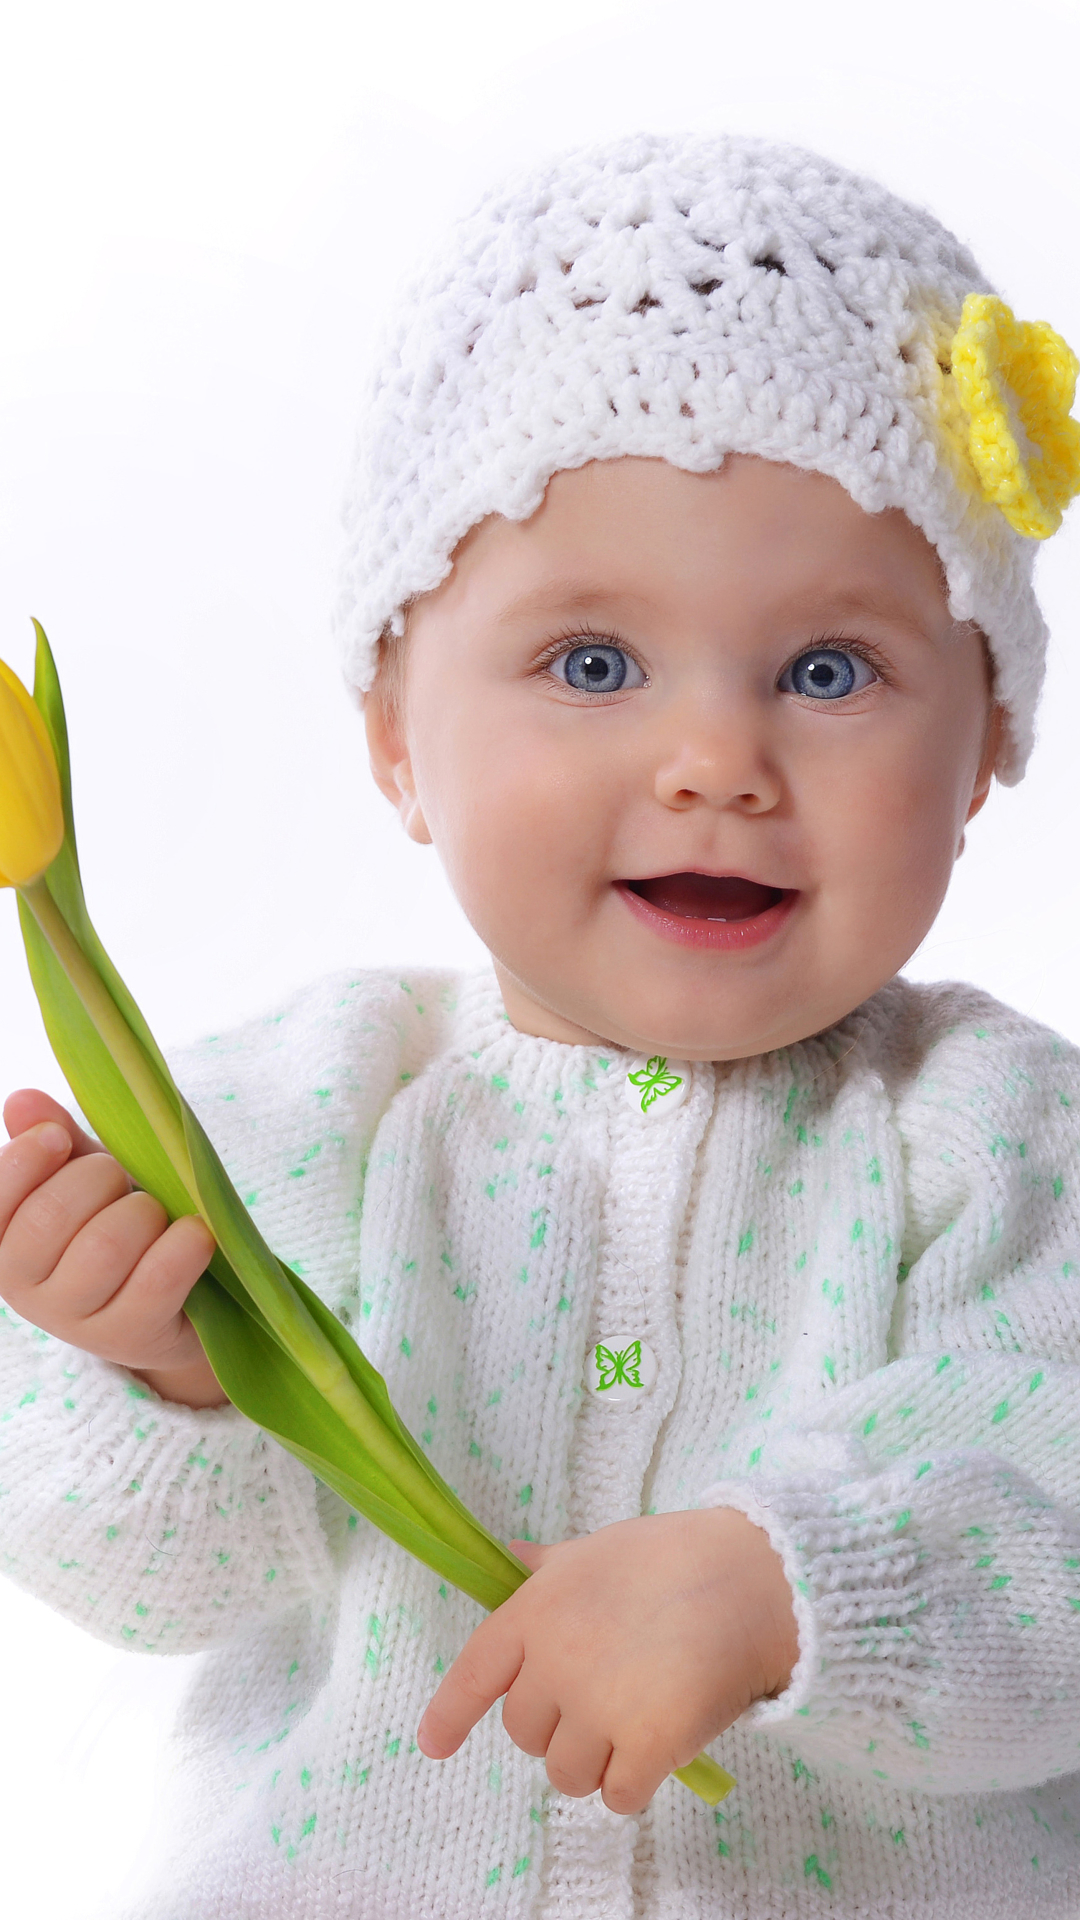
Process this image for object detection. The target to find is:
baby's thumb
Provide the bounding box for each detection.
[3,1088,99,1158]
[508,1538,553,1572]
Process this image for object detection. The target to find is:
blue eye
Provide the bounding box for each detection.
[552,643,645,694]
[779,647,876,701]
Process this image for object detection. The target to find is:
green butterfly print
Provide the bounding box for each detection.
[627,1055,684,1114]
[595,1340,644,1390]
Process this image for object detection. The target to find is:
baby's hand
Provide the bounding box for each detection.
[0,1089,227,1409]
[417,1507,798,1814]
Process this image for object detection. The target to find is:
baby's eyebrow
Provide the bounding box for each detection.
[794,586,935,629]
[492,583,652,625]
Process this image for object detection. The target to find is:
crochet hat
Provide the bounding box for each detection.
[336,132,1080,783]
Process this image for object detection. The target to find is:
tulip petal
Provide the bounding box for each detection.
[0,647,64,886]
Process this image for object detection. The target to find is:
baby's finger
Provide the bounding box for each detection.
[0,1151,132,1308]
[599,1733,675,1818]
[0,1122,75,1244]
[417,1613,525,1759]
[4,1089,101,1159]
[77,1212,216,1371]
[543,1717,613,1801]
[501,1673,560,1759]
[43,1188,174,1319]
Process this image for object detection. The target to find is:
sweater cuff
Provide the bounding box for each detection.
[694,1467,928,1736]
[0,1317,334,1647]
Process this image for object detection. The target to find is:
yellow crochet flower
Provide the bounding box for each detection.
[950,293,1080,538]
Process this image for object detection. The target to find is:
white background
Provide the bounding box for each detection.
[1,0,1079,1910]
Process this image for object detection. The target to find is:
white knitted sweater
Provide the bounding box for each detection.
[3,968,1080,1919]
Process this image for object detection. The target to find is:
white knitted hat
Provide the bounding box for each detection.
[337,132,1076,783]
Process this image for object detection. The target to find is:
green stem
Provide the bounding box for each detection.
[673,1754,736,1805]
[21,878,197,1198]
[21,875,507,1577]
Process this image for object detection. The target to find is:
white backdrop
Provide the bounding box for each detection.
[1,1,1079,1910]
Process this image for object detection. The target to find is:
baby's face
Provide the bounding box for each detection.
[366,456,998,1060]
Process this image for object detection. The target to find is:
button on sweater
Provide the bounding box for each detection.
[3,967,1080,1918]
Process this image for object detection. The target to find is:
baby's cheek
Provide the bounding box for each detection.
[821,761,960,974]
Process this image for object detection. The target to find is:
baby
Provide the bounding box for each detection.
[2,132,1080,1919]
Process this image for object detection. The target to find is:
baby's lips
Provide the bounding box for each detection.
[624,872,788,922]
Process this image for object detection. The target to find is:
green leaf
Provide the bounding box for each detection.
[183,1099,523,1595]
[287,1258,520,1567]
[31,621,180,1098]
[183,1274,431,1527]
[185,1272,524,1613]
[16,890,192,1218]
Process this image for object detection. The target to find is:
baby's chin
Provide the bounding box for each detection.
[492,957,872,1062]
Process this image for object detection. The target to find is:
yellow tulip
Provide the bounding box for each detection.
[0,652,64,887]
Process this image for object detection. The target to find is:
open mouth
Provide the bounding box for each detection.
[616,872,797,951]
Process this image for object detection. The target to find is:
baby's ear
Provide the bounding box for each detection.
[965,701,1004,826]
[363,687,433,845]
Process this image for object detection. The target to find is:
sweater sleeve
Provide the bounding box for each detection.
[0,1314,338,1652]
[697,991,1080,1796]
[0,967,462,1653]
